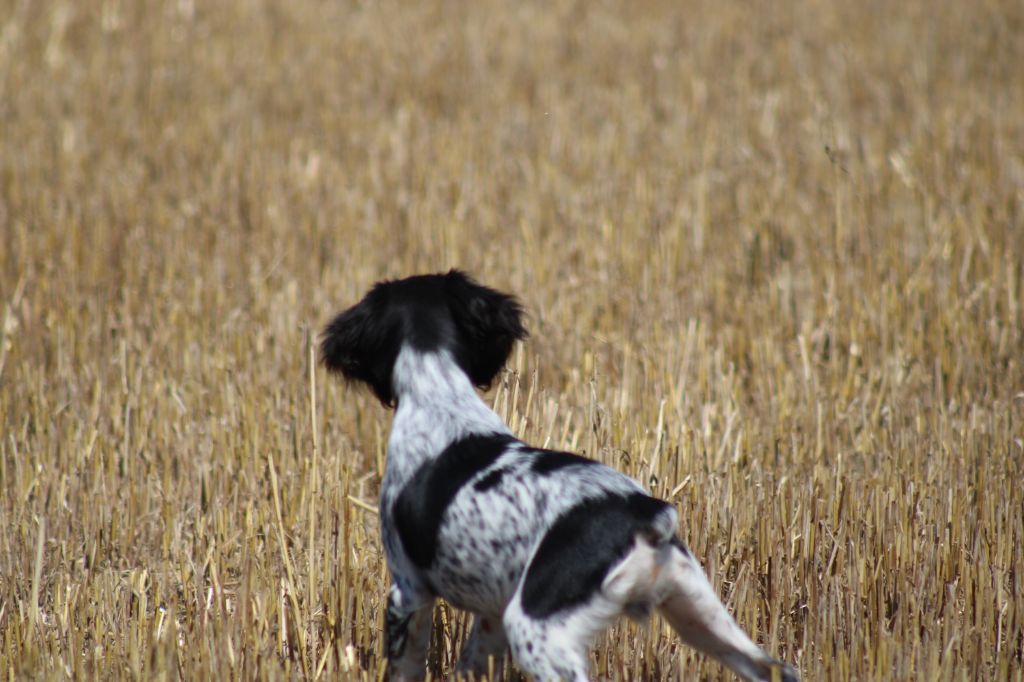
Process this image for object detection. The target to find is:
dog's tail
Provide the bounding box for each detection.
[657,541,799,682]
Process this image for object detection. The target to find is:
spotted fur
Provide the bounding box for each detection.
[321,270,798,682]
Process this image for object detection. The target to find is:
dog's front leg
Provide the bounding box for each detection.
[385,581,435,682]
[455,614,508,680]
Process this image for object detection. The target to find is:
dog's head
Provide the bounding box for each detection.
[320,270,527,405]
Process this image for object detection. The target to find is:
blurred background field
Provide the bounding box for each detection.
[1,0,1022,679]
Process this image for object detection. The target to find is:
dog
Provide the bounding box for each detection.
[320,270,798,682]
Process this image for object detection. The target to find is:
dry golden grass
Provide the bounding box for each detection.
[1,0,1022,679]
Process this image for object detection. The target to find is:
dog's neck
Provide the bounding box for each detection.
[384,345,510,485]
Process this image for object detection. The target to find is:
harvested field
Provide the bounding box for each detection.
[1,0,1022,679]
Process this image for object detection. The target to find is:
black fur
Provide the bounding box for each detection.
[393,432,517,569]
[529,449,598,474]
[320,287,403,404]
[443,271,528,389]
[519,492,674,619]
[320,270,527,405]
[473,467,510,492]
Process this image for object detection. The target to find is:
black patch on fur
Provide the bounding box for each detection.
[529,449,598,474]
[473,467,509,492]
[393,432,517,568]
[520,492,674,618]
[319,270,527,405]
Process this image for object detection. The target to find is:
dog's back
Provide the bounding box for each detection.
[389,428,675,617]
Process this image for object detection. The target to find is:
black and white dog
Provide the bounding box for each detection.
[321,270,797,682]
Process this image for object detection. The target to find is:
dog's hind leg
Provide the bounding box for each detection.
[455,614,508,680]
[503,580,626,682]
[657,540,798,682]
[502,610,593,682]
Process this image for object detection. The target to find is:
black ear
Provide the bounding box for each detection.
[444,270,528,388]
[319,286,401,406]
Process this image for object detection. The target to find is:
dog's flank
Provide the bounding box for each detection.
[321,270,798,682]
